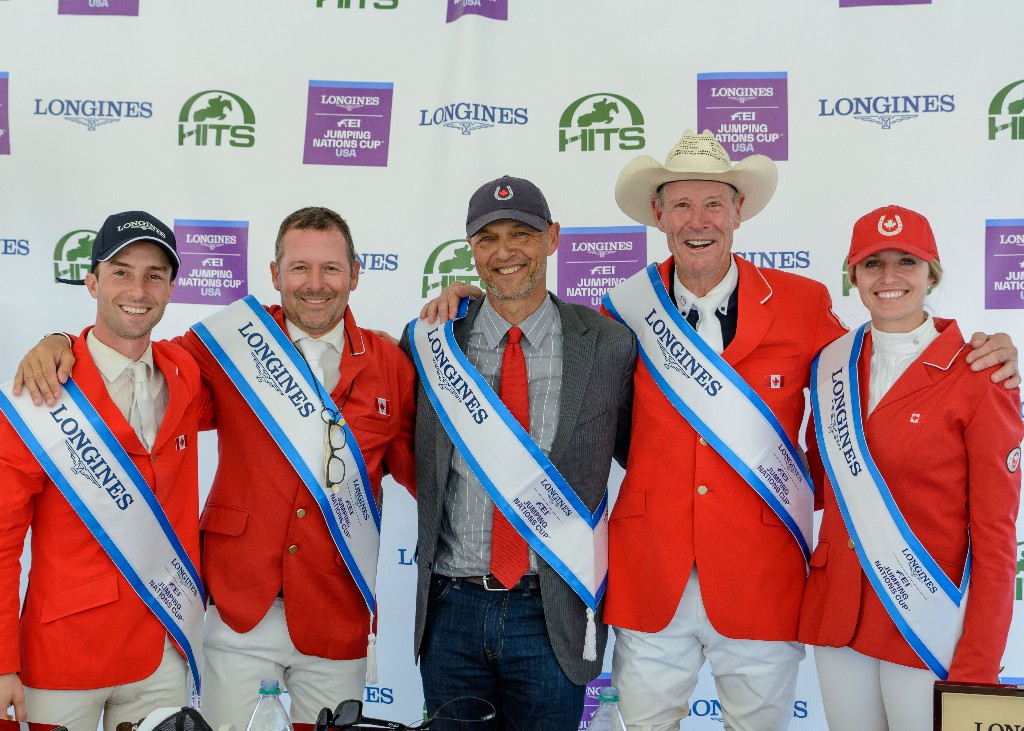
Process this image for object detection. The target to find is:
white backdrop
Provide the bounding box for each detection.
[2,1,1023,728]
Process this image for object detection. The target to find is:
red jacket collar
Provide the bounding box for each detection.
[265,303,366,357]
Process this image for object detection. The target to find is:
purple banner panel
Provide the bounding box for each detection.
[58,0,140,15]
[698,72,789,161]
[579,674,612,729]
[985,219,1024,309]
[557,226,646,311]
[304,81,393,167]
[0,73,9,155]
[172,220,249,306]
[446,0,508,22]
[840,0,929,6]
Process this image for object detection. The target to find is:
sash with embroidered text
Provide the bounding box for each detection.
[603,263,813,563]
[408,301,608,629]
[811,324,968,679]
[0,379,204,693]
[192,296,379,613]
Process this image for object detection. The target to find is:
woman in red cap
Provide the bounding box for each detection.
[799,205,1023,730]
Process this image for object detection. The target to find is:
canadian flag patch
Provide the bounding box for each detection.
[377,397,390,416]
[766,374,784,389]
[909,413,921,424]
[175,434,188,451]
[1007,447,1020,474]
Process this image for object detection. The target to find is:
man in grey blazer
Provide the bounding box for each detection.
[400,175,635,730]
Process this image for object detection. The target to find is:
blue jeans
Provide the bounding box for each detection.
[420,575,585,731]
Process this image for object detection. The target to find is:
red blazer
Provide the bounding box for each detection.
[0,329,213,689]
[605,256,847,639]
[798,320,1022,682]
[184,304,416,660]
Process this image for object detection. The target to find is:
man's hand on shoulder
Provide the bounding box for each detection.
[966,331,1020,389]
[0,672,26,721]
[368,329,400,347]
[420,282,484,323]
[12,334,76,407]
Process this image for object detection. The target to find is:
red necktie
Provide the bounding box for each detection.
[489,326,531,588]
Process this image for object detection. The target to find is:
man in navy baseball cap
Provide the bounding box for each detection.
[404,173,636,730]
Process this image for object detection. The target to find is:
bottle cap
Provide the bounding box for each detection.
[598,686,619,702]
[259,679,281,695]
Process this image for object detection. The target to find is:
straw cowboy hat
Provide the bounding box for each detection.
[615,129,778,226]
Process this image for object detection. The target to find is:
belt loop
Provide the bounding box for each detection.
[482,575,506,591]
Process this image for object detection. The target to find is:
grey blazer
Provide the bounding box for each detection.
[400,294,636,684]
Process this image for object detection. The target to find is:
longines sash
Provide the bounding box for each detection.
[0,379,204,692]
[603,264,813,563]
[408,300,608,617]
[810,324,969,679]
[192,296,379,614]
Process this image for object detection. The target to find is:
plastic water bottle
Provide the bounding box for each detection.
[244,679,293,731]
[587,686,626,731]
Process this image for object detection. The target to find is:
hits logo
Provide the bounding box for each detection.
[178,90,255,147]
[558,93,644,152]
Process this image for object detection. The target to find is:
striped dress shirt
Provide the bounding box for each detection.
[434,294,563,577]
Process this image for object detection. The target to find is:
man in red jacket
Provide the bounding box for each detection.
[0,211,214,731]
[14,207,417,731]
[602,130,1019,731]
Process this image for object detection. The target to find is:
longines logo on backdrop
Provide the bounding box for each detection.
[315,0,397,7]
[53,229,97,285]
[303,81,392,167]
[356,252,398,272]
[173,219,249,306]
[558,93,645,152]
[32,97,152,131]
[734,250,810,270]
[984,218,1024,309]
[2,237,29,255]
[818,93,954,129]
[421,239,481,298]
[697,72,789,159]
[988,80,1024,140]
[418,102,527,135]
[178,90,255,147]
[364,687,394,705]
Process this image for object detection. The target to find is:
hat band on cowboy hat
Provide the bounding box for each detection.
[614,129,778,227]
[848,204,940,267]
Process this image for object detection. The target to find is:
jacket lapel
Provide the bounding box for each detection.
[336,306,371,405]
[72,331,145,455]
[723,256,775,366]
[870,320,965,416]
[550,296,593,463]
[151,342,189,452]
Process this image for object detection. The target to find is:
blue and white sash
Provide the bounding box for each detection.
[192,296,379,613]
[603,264,814,563]
[810,324,969,679]
[408,301,608,618]
[0,379,204,692]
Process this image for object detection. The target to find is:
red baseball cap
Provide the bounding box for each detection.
[848,205,939,267]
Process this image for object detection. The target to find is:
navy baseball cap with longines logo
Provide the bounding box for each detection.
[91,210,180,280]
[466,175,553,238]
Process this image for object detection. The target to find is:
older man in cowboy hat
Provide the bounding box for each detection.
[600,130,1019,731]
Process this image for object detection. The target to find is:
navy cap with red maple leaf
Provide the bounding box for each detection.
[466,175,553,238]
